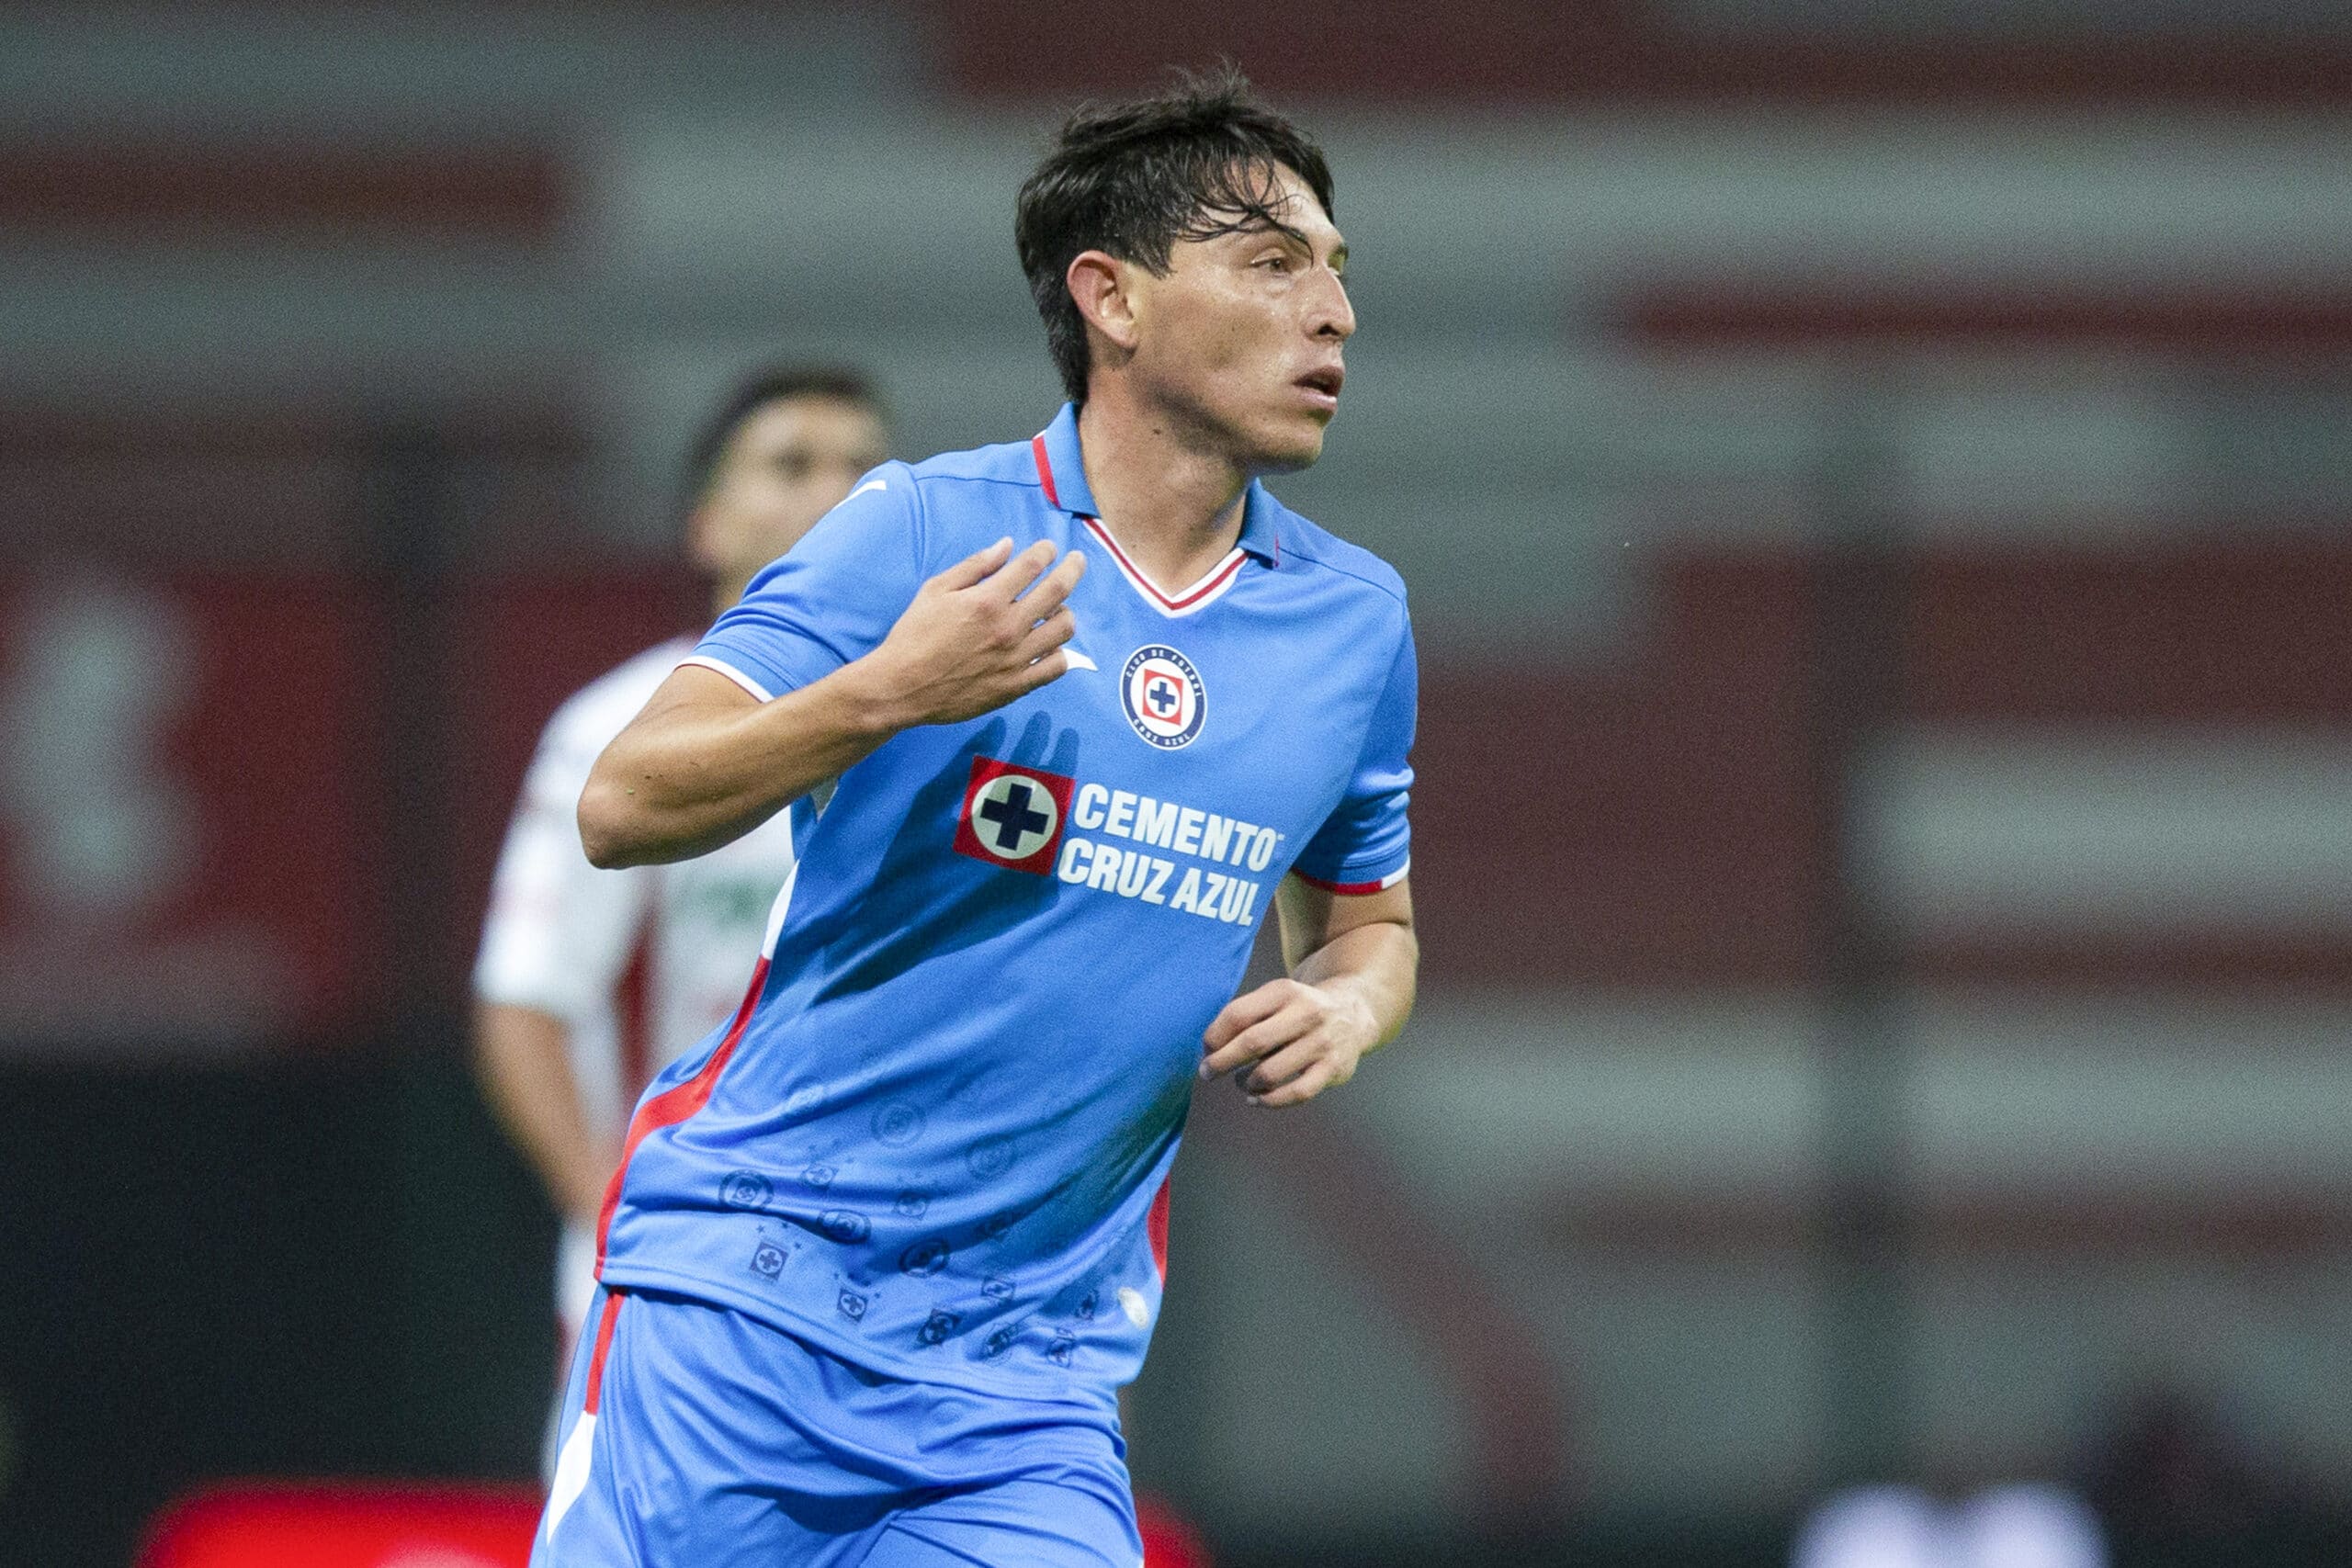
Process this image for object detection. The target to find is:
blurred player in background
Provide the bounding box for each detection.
[471,367,889,1457]
[537,69,1412,1566]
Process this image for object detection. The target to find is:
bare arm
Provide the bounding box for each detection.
[1197,875,1417,1109]
[581,537,1085,869]
[472,1000,619,1225]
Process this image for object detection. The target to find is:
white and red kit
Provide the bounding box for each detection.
[473,637,799,1344]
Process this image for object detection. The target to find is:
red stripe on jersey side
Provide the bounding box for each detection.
[593,954,771,1273]
[1032,434,1061,509]
[1147,1175,1172,1281]
[1081,517,1246,612]
[1293,868,1394,896]
[582,1292,623,1416]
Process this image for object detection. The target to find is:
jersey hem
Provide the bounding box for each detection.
[594,1260,1126,1413]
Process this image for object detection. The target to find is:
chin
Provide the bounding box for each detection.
[1246,420,1329,476]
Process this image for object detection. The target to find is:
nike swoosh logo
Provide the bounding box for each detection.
[1064,648,1098,671]
[846,479,888,502]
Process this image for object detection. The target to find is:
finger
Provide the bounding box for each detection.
[1202,1004,1308,1075]
[1240,1037,1327,1095]
[1010,649,1069,694]
[931,537,1014,593]
[1017,549,1088,614]
[1252,1059,1340,1110]
[1016,608,1076,661]
[1200,1007,1311,1079]
[982,539,1060,602]
[1201,982,1295,1055]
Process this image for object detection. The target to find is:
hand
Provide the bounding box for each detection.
[1198,977,1377,1108]
[858,538,1085,728]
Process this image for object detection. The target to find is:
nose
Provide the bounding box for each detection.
[1310,266,1356,343]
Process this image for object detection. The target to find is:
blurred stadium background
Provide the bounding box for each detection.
[6,3,2352,1564]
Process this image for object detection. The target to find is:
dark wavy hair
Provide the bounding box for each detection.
[680,365,885,512]
[1014,65,1335,404]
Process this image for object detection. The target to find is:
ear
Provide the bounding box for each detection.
[1066,250,1141,355]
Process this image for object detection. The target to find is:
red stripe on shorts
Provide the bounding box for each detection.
[1147,1175,1172,1281]
[582,1293,623,1416]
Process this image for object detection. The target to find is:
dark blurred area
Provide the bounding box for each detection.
[6,3,2352,1565]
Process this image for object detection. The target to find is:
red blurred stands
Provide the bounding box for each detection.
[138,1480,1210,1566]
[137,1483,540,1568]
[1138,1491,1216,1567]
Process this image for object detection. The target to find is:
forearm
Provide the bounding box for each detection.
[472,1000,616,1224]
[582,538,1086,868]
[579,661,900,868]
[1199,887,1417,1106]
[1288,917,1418,1055]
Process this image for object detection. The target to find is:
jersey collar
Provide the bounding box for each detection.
[1031,401,1283,570]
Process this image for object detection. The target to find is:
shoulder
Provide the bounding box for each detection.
[896,436,1046,541]
[1271,502,1410,617]
[903,433,1039,493]
[793,440,1040,568]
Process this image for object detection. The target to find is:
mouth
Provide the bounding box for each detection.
[1294,366,1344,412]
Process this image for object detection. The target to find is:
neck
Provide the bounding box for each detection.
[1074,381,1250,591]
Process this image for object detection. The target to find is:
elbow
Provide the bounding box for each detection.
[576,776,644,870]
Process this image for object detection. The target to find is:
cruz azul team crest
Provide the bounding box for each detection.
[1120,645,1205,750]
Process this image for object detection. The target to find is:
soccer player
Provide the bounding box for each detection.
[539,70,1416,1566]
[472,367,889,1453]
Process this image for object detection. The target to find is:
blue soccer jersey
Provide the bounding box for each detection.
[593,402,1415,1404]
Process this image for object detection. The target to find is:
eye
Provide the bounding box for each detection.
[1254,254,1293,273]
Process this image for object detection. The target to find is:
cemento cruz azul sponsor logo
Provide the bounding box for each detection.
[1056,782,1280,926]
[953,757,1283,926]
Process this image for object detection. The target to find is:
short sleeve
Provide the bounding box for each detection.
[685,467,925,701]
[1290,612,1416,893]
[474,694,654,1019]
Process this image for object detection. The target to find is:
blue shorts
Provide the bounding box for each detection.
[531,1287,1142,1568]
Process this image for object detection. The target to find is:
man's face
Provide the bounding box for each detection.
[690,395,890,600]
[1121,163,1354,474]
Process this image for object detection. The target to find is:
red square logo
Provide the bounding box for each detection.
[951,757,1076,876]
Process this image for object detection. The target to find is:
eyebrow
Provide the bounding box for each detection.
[1238,217,1346,269]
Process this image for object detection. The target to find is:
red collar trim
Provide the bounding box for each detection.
[1031,434,1061,510]
[1039,427,1251,615]
[1082,517,1247,613]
